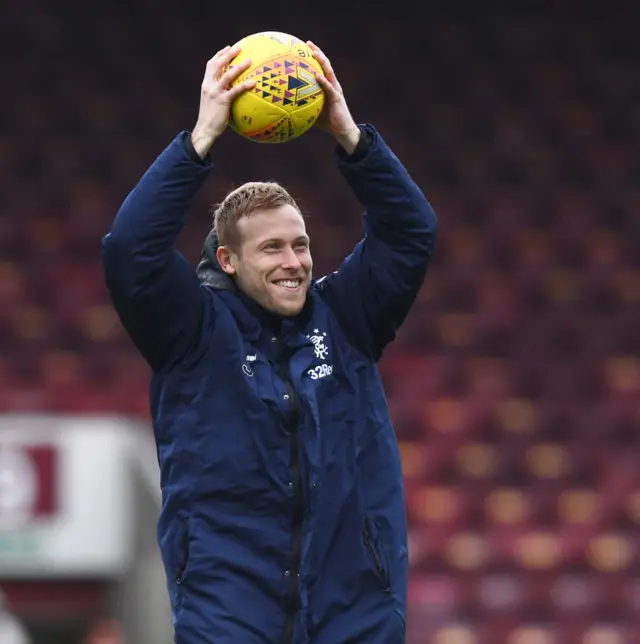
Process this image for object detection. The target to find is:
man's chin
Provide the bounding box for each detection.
[271,297,306,317]
[276,304,305,317]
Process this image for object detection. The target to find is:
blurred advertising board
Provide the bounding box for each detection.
[0,416,136,578]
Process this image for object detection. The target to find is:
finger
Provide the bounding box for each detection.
[218,58,252,87]
[207,44,242,78]
[312,68,338,98]
[214,45,231,59]
[307,41,339,88]
[222,44,242,62]
[227,78,257,100]
[207,45,230,68]
[216,45,246,79]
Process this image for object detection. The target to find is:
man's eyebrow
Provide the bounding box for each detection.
[259,235,309,245]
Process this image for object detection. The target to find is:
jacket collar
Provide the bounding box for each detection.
[216,284,315,347]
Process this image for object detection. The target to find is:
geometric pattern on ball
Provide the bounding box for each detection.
[226,32,325,143]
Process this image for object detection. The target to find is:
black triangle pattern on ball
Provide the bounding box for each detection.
[287,75,308,91]
[244,56,322,109]
[238,55,323,141]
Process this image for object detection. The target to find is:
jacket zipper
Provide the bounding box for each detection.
[277,350,304,644]
[364,522,390,591]
[175,521,190,586]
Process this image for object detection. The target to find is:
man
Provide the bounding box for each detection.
[103,41,438,643]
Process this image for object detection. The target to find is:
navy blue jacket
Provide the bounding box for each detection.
[102,125,438,643]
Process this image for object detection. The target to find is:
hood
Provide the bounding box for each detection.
[196,227,234,290]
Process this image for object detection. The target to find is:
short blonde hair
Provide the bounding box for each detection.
[213,181,300,249]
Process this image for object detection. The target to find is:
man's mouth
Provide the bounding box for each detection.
[273,278,303,291]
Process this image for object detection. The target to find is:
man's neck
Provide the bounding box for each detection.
[235,286,283,333]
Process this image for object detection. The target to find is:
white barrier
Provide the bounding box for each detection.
[0,414,146,577]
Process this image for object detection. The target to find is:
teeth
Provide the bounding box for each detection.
[275,280,300,288]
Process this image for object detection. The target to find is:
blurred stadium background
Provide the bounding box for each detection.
[0,0,638,642]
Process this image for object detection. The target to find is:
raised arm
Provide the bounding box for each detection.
[308,43,438,360]
[102,46,255,371]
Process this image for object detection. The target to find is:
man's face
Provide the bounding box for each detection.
[220,205,313,317]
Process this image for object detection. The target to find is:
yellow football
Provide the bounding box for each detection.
[225,31,325,143]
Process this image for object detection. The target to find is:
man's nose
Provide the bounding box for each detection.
[281,247,302,269]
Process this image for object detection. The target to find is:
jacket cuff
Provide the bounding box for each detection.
[335,124,376,163]
[182,132,212,166]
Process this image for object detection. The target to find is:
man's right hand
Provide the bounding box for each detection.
[191,45,255,158]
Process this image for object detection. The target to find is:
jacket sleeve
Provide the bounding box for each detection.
[317,125,438,361]
[102,132,213,372]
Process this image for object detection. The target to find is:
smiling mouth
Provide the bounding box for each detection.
[272,278,303,291]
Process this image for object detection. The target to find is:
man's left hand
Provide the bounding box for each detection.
[307,41,361,155]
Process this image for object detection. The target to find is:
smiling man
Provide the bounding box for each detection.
[213,181,312,316]
[102,41,438,644]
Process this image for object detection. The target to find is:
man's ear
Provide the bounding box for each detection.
[216,246,238,275]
